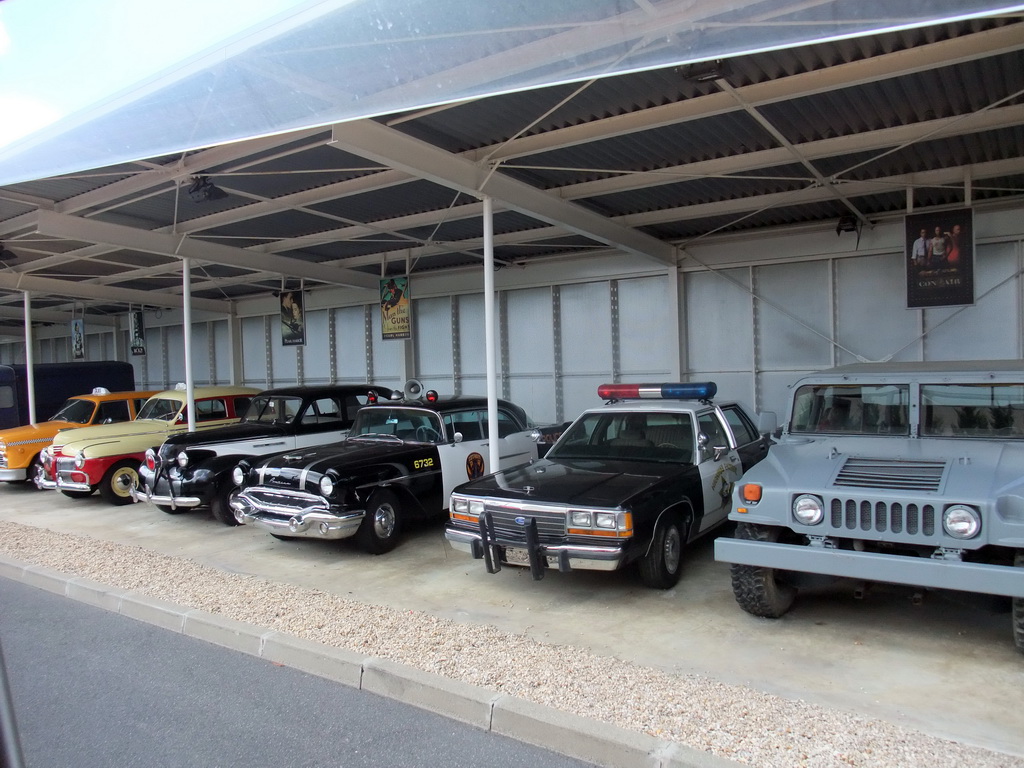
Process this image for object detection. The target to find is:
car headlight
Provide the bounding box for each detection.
[74,451,86,469]
[594,512,617,529]
[943,505,981,539]
[176,451,189,468]
[319,475,334,496]
[570,510,591,527]
[231,466,245,486]
[792,494,824,525]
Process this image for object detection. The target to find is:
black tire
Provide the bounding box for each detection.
[210,483,241,527]
[269,533,292,541]
[639,514,685,589]
[157,504,187,514]
[61,489,94,499]
[1013,550,1024,655]
[729,522,796,618]
[355,490,403,554]
[25,454,43,487]
[99,460,141,506]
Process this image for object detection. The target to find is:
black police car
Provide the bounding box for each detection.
[445,382,773,588]
[132,384,391,524]
[228,380,556,553]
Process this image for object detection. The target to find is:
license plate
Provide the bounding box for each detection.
[504,547,557,568]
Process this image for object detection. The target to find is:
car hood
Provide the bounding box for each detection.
[250,437,427,480]
[0,421,72,445]
[455,457,688,508]
[53,419,177,451]
[164,421,290,449]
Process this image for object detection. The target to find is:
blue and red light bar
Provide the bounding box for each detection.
[597,382,717,401]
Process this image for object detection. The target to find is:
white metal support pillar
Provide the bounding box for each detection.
[483,196,499,470]
[182,258,196,431]
[22,292,35,425]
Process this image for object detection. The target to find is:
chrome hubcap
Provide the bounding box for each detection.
[373,503,396,538]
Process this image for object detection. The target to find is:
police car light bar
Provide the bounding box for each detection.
[597,382,717,401]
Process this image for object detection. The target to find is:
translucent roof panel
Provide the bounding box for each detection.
[0,0,1021,185]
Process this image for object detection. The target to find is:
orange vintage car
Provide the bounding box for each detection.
[0,387,157,485]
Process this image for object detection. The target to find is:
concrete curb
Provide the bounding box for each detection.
[0,554,737,768]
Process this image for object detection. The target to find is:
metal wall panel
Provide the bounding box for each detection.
[212,319,230,384]
[334,306,369,383]
[507,287,555,421]
[620,276,675,378]
[370,307,405,390]
[561,282,611,373]
[924,242,1019,361]
[145,328,163,388]
[165,325,185,384]
[415,296,454,382]
[755,261,832,371]
[685,268,753,374]
[240,315,267,387]
[457,294,486,379]
[269,316,299,386]
[303,309,331,384]
[835,253,922,365]
[561,375,605,421]
[189,323,212,385]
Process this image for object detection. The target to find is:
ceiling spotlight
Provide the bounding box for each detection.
[835,214,859,235]
[0,243,16,261]
[187,176,228,203]
[679,59,728,83]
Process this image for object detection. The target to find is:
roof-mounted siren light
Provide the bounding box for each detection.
[597,382,717,402]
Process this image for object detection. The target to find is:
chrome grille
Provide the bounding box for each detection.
[56,457,76,473]
[244,487,327,516]
[482,502,567,540]
[829,498,936,536]
[834,457,945,492]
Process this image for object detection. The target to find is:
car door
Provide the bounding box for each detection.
[695,408,743,533]
[438,409,491,502]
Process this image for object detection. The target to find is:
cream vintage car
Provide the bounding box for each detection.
[39,385,259,505]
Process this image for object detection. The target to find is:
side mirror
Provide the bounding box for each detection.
[758,411,778,435]
[453,431,464,444]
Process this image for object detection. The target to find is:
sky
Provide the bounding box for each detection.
[0,0,304,149]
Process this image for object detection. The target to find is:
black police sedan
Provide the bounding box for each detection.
[228,381,557,553]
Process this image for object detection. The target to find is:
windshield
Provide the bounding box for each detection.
[349,407,444,443]
[243,395,303,424]
[49,398,95,424]
[136,397,183,421]
[790,384,910,436]
[547,411,694,463]
[921,383,1024,439]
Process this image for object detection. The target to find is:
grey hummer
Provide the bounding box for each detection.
[714,360,1024,653]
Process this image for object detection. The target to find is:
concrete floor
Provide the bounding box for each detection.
[1,481,1022,757]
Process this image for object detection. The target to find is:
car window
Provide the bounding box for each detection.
[351,407,443,442]
[137,397,182,421]
[301,397,346,425]
[195,398,228,422]
[233,396,253,417]
[96,400,131,424]
[697,412,730,458]
[721,405,758,445]
[50,398,95,424]
[444,410,485,441]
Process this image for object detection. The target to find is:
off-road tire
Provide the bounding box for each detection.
[1013,550,1024,655]
[99,460,140,506]
[210,483,240,526]
[638,514,685,589]
[355,490,403,555]
[730,522,797,618]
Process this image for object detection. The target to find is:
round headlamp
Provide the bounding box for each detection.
[943,505,981,539]
[792,494,824,525]
[319,475,335,496]
[231,465,245,486]
[176,451,189,468]
[74,451,86,469]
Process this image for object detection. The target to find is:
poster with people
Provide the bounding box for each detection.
[905,207,974,308]
[380,276,411,340]
[130,311,146,356]
[280,290,306,346]
[71,318,85,360]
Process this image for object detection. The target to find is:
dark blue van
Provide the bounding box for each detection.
[0,361,136,430]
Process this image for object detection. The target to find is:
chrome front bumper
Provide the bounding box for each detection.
[445,527,626,572]
[230,488,364,540]
[55,472,92,492]
[129,484,201,509]
[0,468,27,482]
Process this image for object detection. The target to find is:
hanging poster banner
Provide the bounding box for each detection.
[280,290,306,346]
[905,207,974,309]
[71,318,85,359]
[380,276,411,340]
[130,311,146,356]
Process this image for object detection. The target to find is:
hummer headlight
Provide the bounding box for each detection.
[176,451,189,468]
[319,475,334,496]
[943,505,981,539]
[570,510,592,527]
[792,494,824,525]
[231,466,245,486]
[74,451,86,469]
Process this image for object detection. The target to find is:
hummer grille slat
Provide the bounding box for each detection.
[830,497,935,537]
[483,504,567,540]
[833,457,946,492]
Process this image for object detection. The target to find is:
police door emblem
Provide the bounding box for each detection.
[466,452,485,479]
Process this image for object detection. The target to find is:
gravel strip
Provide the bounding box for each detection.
[1,519,1020,768]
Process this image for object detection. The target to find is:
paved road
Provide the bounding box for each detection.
[0,577,595,768]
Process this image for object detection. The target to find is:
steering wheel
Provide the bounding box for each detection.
[415,426,439,443]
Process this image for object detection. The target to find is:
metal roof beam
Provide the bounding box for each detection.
[329,120,677,267]
[0,272,222,312]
